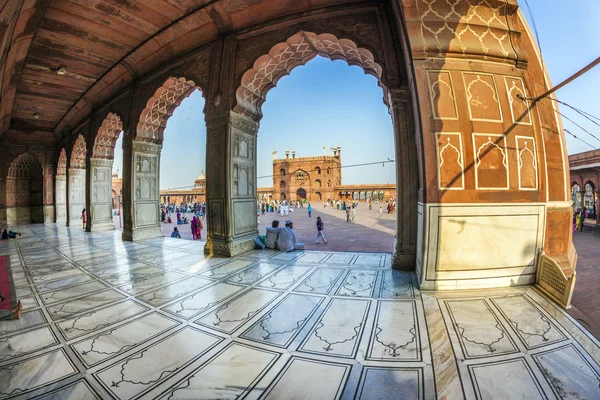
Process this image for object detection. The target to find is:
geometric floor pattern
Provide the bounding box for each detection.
[1,225,600,399]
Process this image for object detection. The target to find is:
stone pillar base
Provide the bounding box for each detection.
[392,251,416,270]
[122,226,163,242]
[43,206,55,223]
[204,236,255,257]
[68,218,84,228]
[89,221,115,232]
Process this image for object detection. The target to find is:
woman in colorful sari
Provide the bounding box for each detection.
[191,216,198,240]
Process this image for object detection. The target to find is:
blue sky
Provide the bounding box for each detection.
[113,0,600,190]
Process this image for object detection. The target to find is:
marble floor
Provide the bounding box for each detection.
[1,226,599,400]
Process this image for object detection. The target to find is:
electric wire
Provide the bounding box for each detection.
[564,129,596,150]
[160,158,396,191]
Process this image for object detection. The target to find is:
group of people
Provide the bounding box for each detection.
[257,215,328,252]
[574,208,590,232]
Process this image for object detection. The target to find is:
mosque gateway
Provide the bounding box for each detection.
[0,1,596,399]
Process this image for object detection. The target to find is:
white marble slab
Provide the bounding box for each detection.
[94,327,222,400]
[469,358,546,399]
[445,299,517,359]
[35,274,94,293]
[533,344,600,399]
[117,271,188,296]
[256,265,312,290]
[241,294,324,347]
[0,326,58,361]
[354,254,385,267]
[98,265,164,283]
[0,350,77,399]
[324,253,356,264]
[136,276,214,307]
[161,282,245,320]
[293,268,344,294]
[57,299,149,340]
[158,343,280,399]
[195,288,281,333]
[32,380,100,400]
[0,309,47,336]
[335,270,377,297]
[491,295,565,349]
[47,289,126,321]
[379,270,414,298]
[300,298,370,358]
[356,367,423,400]
[367,301,420,361]
[262,357,350,400]
[40,281,108,305]
[71,312,179,367]
[198,259,256,279]
[225,262,283,285]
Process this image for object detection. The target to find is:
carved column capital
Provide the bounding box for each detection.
[89,158,113,168]
[387,86,412,110]
[132,141,162,155]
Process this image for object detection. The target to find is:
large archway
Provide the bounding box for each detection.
[231,31,418,268]
[90,112,123,231]
[68,135,87,227]
[5,153,43,225]
[123,77,202,241]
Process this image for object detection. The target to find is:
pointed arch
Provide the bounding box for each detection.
[136,77,198,144]
[57,149,67,176]
[6,152,43,224]
[235,31,384,121]
[93,113,123,159]
[70,135,87,169]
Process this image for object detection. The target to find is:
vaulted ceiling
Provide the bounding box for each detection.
[0,0,362,140]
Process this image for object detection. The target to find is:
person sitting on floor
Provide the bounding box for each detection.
[1,229,21,239]
[277,220,304,252]
[171,227,181,238]
[265,220,281,250]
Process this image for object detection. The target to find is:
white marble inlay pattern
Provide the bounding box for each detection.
[0,326,58,361]
[199,259,255,279]
[56,299,148,340]
[71,313,179,367]
[293,267,344,294]
[0,350,77,398]
[491,295,565,348]
[533,344,600,399]
[35,274,93,292]
[161,282,245,320]
[469,358,546,400]
[257,265,312,290]
[136,276,214,307]
[225,262,282,285]
[379,270,414,298]
[262,357,350,400]
[158,343,280,399]
[367,300,420,361]
[40,280,108,305]
[94,327,222,400]
[445,299,517,358]
[46,289,127,321]
[0,309,47,336]
[300,298,370,358]
[241,293,324,347]
[117,272,188,296]
[195,288,281,333]
[335,269,377,297]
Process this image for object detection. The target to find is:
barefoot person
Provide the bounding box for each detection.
[277,220,304,252]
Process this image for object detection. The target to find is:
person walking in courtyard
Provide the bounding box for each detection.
[346,206,350,222]
[81,209,86,229]
[314,216,328,244]
[171,227,181,238]
[378,205,383,218]
[350,205,356,223]
[307,203,312,218]
[191,216,198,240]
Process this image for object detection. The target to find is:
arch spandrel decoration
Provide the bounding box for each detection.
[70,135,87,170]
[7,153,41,179]
[235,31,384,121]
[93,113,123,159]
[136,77,197,144]
[57,149,67,176]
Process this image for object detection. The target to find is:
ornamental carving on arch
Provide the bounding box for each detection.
[57,149,67,176]
[516,136,537,190]
[7,153,41,179]
[235,31,384,121]
[70,135,87,170]
[93,113,123,159]
[473,134,508,189]
[415,0,522,62]
[437,133,464,190]
[136,77,197,144]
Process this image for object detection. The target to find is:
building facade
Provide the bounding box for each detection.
[160,173,206,205]
[111,172,122,210]
[569,150,599,223]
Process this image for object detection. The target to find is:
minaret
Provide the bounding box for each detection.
[272,150,277,161]
[323,146,326,156]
